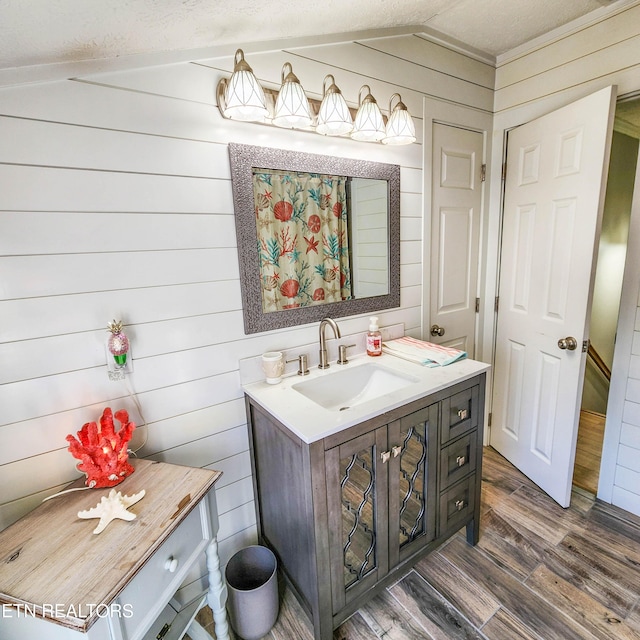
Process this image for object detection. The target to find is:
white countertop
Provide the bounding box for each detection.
[243,352,490,444]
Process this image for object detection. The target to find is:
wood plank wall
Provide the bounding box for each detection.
[492,0,640,516]
[351,179,389,298]
[494,1,640,122]
[0,33,494,563]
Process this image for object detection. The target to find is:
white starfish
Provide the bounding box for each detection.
[78,488,146,534]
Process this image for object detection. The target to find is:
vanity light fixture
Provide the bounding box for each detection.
[272,62,313,129]
[218,49,268,122]
[216,57,416,145]
[351,85,386,142]
[382,93,416,145]
[316,75,353,136]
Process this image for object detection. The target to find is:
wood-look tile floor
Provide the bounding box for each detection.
[573,409,606,495]
[194,446,640,640]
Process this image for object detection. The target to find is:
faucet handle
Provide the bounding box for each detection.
[337,344,356,365]
[287,354,309,376]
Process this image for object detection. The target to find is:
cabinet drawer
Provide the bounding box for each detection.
[441,386,479,443]
[141,596,203,640]
[117,505,208,640]
[440,431,477,490]
[438,476,475,537]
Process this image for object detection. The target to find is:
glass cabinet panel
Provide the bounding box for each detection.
[340,446,376,589]
[389,403,438,563]
[327,427,388,612]
[398,420,428,548]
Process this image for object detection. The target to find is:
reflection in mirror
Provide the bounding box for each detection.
[229,143,400,334]
[350,178,389,299]
[253,168,352,312]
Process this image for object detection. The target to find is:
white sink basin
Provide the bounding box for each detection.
[292,362,420,411]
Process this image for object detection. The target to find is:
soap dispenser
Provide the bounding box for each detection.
[366,316,382,357]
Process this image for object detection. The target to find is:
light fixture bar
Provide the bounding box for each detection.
[216,60,415,145]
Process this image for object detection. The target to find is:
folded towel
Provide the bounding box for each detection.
[382,336,467,367]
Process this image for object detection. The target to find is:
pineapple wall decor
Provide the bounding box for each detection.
[107,319,130,366]
[107,319,131,380]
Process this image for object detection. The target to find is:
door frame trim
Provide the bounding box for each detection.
[598,119,640,502]
[421,97,492,445]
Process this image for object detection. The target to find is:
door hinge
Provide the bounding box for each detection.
[481,164,486,182]
[495,296,499,312]
[502,163,507,181]
[488,412,492,427]
[475,297,480,313]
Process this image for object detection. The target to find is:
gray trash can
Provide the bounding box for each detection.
[225,545,279,640]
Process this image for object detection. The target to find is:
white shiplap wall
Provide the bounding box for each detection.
[351,179,389,298]
[0,33,494,562]
[490,1,640,516]
[603,149,640,516]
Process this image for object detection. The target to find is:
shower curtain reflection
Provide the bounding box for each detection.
[253,168,352,312]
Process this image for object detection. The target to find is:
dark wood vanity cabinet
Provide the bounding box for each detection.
[246,373,485,640]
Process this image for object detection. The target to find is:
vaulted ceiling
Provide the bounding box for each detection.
[0,0,624,70]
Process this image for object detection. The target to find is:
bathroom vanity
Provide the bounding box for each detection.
[243,353,489,640]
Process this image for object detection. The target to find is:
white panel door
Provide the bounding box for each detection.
[430,123,483,356]
[491,86,616,507]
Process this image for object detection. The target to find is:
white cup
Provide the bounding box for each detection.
[262,351,284,384]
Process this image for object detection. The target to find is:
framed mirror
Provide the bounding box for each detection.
[229,143,400,334]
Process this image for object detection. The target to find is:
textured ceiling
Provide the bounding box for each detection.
[0,0,623,70]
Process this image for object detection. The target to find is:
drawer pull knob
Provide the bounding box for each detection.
[456,455,466,467]
[157,623,172,640]
[455,499,466,511]
[165,556,179,573]
[381,450,391,464]
[457,409,468,420]
[392,445,402,458]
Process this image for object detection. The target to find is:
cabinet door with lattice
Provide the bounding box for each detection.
[325,427,389,613]
[388,403,438,567]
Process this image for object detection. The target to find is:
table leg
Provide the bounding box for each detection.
[206,536,229,640]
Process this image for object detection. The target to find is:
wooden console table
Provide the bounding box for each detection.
[0,459,229,640]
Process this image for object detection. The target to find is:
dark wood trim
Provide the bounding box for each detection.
[588,343,611,381]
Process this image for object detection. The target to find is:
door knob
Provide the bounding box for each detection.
[430,324,445,337]
[557,336,578,351]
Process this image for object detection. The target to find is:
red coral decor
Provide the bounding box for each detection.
[66,407,136,488]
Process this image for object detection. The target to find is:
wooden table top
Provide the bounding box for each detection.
[0,459,221,631]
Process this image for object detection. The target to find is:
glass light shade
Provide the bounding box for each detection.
[351,85,385,142]
[382,93,416,145]
[273,63,312,128]
[316,75,353,136]
[222,49,269,122]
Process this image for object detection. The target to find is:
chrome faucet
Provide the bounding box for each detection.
[318,317,341,369]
